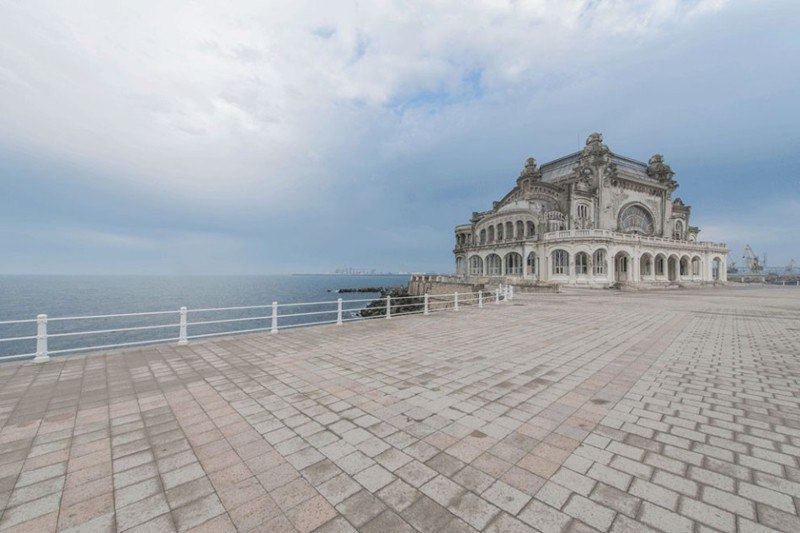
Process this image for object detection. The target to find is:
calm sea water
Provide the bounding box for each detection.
[0,275,409,358]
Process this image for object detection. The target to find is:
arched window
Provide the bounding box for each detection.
[527,221,535,237]
[486,254,502,276]
[680,257,689,276]
[480,229,486,244]
[516,221,524,240]
[593,250,606,275]
[655,255,665,276]
[673,220,684,240]
[577,204,589,219]
[575,252,589,275]
[640,254,653,276]
[712,257,721,280]
[692,257,701,276]
[505,252,522,276]
[619,205,655,235]
[506,221,514,240]
[455,257,465,276]
[497,224,503,241]
[527,252,537,275]
[469,256,484,276]
[488,226,495,243]
[552,250,569,275]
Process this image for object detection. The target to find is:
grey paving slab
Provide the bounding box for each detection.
[0,285,798,532]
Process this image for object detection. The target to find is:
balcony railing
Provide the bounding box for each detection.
[0,287,513,363]
[456,229,726,252]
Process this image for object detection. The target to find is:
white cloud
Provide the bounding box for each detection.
[0,0,729,211]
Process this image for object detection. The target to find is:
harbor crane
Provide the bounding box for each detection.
[743,245,763,273]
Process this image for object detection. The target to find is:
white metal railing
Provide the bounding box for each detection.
[0,286,513,363]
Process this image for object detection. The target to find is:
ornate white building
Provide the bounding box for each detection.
[454,134,728,286]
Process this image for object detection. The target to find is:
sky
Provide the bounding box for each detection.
[0,0,798,275]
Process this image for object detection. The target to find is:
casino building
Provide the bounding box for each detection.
[453,133,728,287]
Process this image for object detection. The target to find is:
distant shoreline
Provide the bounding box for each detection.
[291,273,414,277]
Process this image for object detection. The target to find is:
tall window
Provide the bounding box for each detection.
[486,254,502,276]
[505,253,522,275]
[527,252,537,275]
[575,252,588,275]
[497,224,503,241]
[506,221,514,240]
[577,204,589,219]
[553,250,569,275]
[469,256,484,276]
[527,221,535,237]
[692,257,701,276]
[655,255,665,276]
[516,221,524,239]
[640,255,652,276]
[680,257,689,276]
[488,226,495,242]
[593,250,606,275]
[480,229,486,244]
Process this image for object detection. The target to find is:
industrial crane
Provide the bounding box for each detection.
[743,245,762,273]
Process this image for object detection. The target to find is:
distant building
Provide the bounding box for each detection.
[453,133,728,286]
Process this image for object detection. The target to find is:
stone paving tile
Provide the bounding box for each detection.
[0,286,799,531]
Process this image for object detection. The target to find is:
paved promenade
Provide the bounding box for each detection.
[0,287,798,532]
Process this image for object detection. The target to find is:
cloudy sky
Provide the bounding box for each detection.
[1,0,798,274]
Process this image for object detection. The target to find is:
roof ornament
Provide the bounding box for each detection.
[517,157,542,185]
[582,132,610,163]
[646,154,675,182]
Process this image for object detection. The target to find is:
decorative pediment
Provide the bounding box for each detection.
[583,132,610,163]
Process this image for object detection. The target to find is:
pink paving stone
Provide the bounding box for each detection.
[0,287,798,532]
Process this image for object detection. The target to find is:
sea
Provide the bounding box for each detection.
[0,274,410,359]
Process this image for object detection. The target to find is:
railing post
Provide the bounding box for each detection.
[337,298,343,325]
[423,293,429,315]
[34,314,49,363]
[478,290,483,308]
[386,296,391,319]
[178,307,188,345]
[271,302,278,334]
[495,288,500,304]
[454,292,459,311]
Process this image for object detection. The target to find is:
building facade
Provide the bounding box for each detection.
[454,133,728,286]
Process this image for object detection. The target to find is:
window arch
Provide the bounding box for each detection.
[577,204,589,219]
[505,252,522,276]
[593,249,607,275]
[640,254,653,276]
[488,226,495,243]
[527,221,535,237]
[575,252,589,275]
[506,221,514,240]
[516,220,524,240]
[469,255,484,276]
[618,204,655,235]
[691,256,701,276]
[680,256,689,277]
[480,229,486,244]
[552,250,569,275]
[655,254,666,276]
[527,252,537,275]
[496,224,503,241]
[486,254,502,276]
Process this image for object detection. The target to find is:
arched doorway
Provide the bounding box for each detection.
[668,255,679,282]
[614,252,630,282]
[504,252,523,276]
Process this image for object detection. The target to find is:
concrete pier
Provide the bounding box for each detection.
[0,286,798,532]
